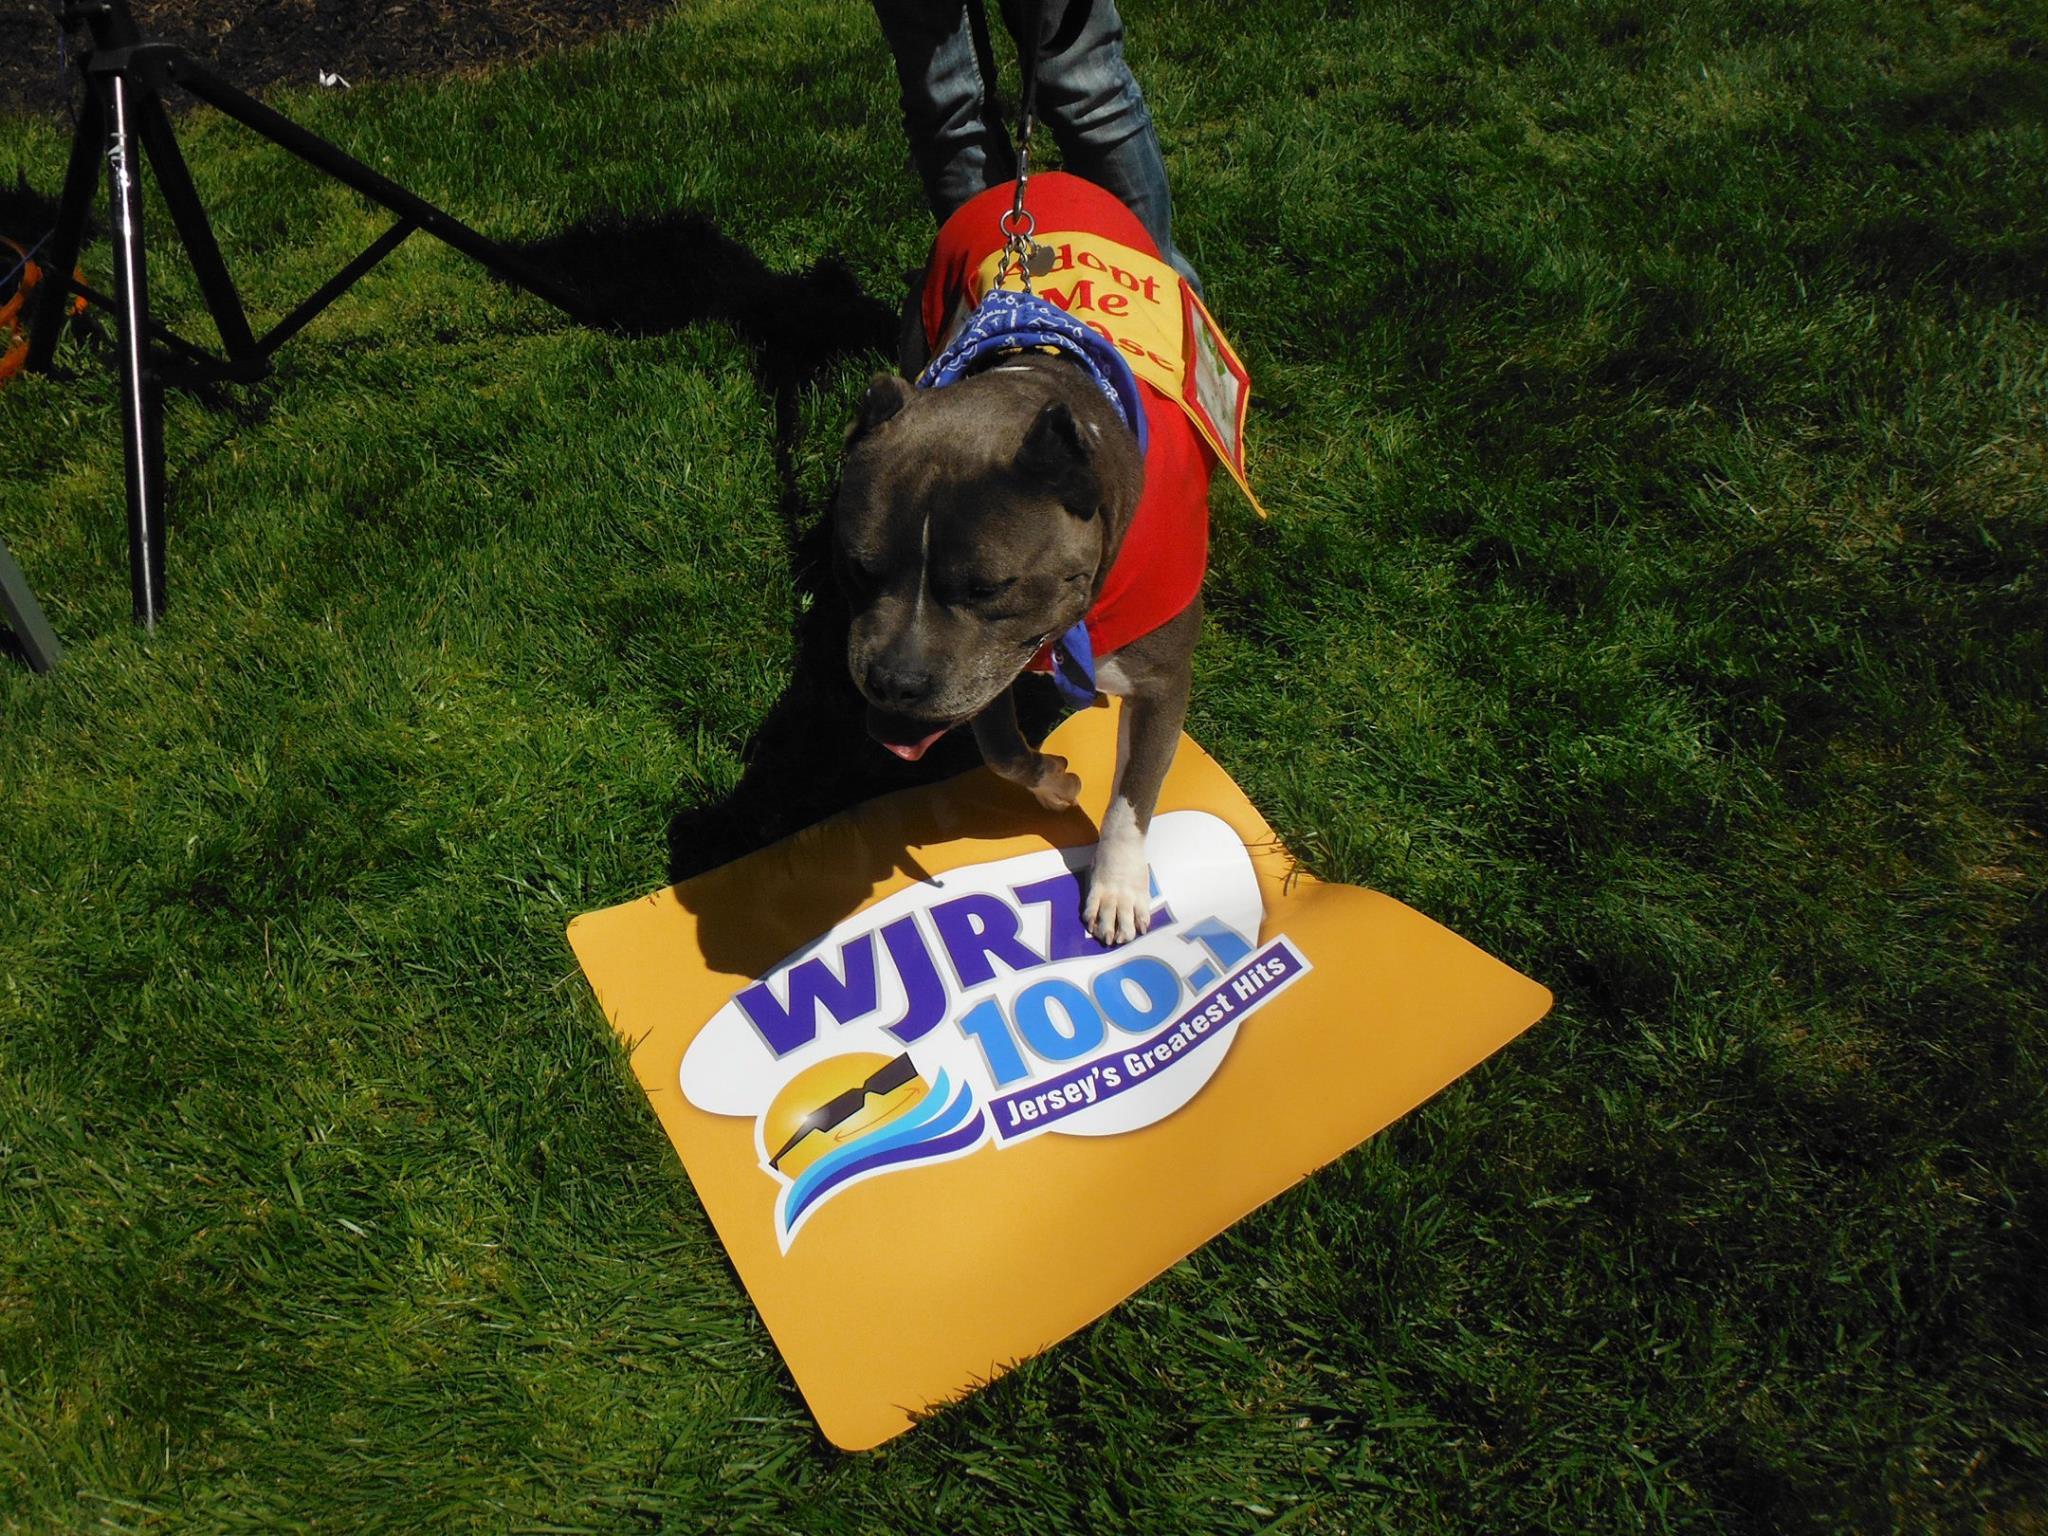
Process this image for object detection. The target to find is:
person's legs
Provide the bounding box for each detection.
[999,0,1200,291]
[871,0,1017,222]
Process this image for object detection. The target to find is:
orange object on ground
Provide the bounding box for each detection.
[569,704,1552,1450]
[1,235,87,385]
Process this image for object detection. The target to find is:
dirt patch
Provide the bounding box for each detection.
[0,0,672,120]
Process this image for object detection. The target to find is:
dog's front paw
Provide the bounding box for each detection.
[1083,842,1150,946]
[1029,754,1082,812]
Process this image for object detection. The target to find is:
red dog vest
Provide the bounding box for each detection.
[921,173,1214,666]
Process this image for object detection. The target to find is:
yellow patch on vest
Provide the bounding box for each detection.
[976,233,1268,517]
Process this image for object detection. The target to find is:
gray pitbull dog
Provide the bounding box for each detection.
[833,346,1199,947]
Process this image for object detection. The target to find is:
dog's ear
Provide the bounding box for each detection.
[1015,400,1100,519]
[847,373,913,443]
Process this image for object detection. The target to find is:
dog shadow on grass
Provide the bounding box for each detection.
[508,213,1067,949]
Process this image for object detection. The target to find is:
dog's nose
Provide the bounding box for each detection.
[865,662,934,712]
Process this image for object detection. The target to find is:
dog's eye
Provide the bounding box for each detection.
[839,551,881,590]
[964,577,1015,605]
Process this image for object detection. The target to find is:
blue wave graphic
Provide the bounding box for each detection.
[793,1110,987,1217]
[781,1068,985,1232]
[783,1068,973,1223]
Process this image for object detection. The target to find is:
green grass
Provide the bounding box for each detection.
[3,0,2045,1529]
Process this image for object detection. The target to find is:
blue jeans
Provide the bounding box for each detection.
[870,0,1201,291]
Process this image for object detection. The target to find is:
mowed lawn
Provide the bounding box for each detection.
[3,0,2044,1530]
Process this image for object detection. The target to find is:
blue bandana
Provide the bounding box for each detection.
[915,288,1149,456]
[914,289,1145,709]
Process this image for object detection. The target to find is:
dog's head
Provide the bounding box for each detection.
[833,363,1143,759]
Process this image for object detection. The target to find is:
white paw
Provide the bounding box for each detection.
[1083,843,1150,947]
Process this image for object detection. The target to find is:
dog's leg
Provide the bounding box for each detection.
[972,685,1083,811]
[1084,655,1192,946]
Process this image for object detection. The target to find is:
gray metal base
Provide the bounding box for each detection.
[0,534,64,672]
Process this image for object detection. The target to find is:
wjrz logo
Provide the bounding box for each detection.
[680,812,1311,1247]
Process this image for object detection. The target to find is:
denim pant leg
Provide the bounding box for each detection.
[998,0,1200,292]
[871,0,1017,222]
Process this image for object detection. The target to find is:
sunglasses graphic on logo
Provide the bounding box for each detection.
[767,1053,922,1169]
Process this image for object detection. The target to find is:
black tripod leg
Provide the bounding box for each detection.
[135,87,258,362]
[174,61,607,329]
[24,86,105,374]
[105,72,168,627]
[0,536,65,673]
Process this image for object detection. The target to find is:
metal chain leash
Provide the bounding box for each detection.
[993,0,1055,292]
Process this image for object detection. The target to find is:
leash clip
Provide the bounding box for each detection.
[995,203,1051,291]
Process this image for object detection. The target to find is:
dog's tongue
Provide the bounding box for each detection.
[880,725,949,762]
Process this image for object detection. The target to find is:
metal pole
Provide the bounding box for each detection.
[105,71,166,626]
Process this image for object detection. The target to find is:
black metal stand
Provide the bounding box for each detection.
[22,0,603,636]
